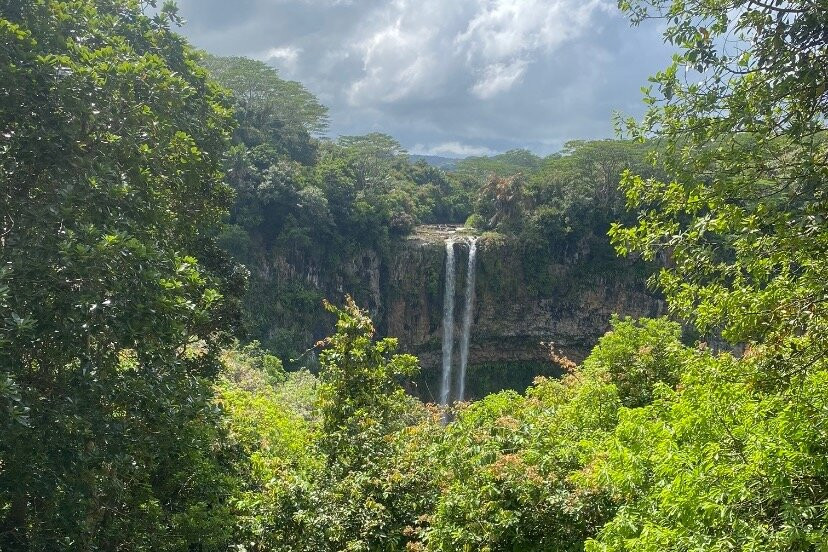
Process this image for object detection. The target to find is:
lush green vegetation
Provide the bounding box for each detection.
[0,0,244,548]
[206,57,659,361]
[3,0,827,550]
[201,53,477,360]
[198,43,660,363]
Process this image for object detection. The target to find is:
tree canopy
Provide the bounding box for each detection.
[0,0,242,547]
[612,0,828,355]
[202,54,328,136]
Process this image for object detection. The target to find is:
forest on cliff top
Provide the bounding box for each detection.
[201,46,665,364]
[2,0,828,550]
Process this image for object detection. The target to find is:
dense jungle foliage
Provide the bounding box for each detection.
[2,0,827,550]
[203,49,661,361]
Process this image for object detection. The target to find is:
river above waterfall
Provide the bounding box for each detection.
[407,224,477,246]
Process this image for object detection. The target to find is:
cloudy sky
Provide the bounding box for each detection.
[172,0,674,156]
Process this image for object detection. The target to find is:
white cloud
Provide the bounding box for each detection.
[347,14,440,104]
[343,0,614,106]
[470,59,528,99]
[458,0,612,57]
[412,141,495,157]
[457,0,613,97]
[255,46,302,72]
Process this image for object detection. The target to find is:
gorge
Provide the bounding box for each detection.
[245,223,665,399]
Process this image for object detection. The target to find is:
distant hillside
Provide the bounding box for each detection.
[410,150,549,175]
[409,154,461,170]
[453,148,543,177]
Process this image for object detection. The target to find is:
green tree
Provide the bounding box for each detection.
[611,0,828,357]
[455,149,543,178]
[523,140,654,245]
[0,0,242,548]
[581,316,687,408]
[215,344,321,551]
[311,298,437,551]
[426,318,689,551]
[478,173,530,230]
[584,1,828,549]
[333,133,408,190]
[316,296,418,469]
[202,54,328,163]
[587,346,828,551]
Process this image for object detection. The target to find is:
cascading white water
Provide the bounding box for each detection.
[439,239,456,407]
[457,237,478,401]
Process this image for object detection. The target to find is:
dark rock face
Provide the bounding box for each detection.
[382,232,664,395]
[250,226,663,396]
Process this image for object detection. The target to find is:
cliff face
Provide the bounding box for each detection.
[249,225,664,397]
[383,228,663,397]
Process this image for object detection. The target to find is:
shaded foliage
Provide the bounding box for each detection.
[0,0,242,548]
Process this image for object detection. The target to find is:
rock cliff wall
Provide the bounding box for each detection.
[249,225,664,398]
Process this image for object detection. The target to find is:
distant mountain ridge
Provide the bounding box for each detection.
[411,148,546,175]
[409,154,462,170]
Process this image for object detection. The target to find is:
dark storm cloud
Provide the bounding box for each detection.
[172,0,675,156]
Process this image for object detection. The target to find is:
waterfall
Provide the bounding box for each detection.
[457,237,478,401]
[440,235,479,411]
[439,239,456,407]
